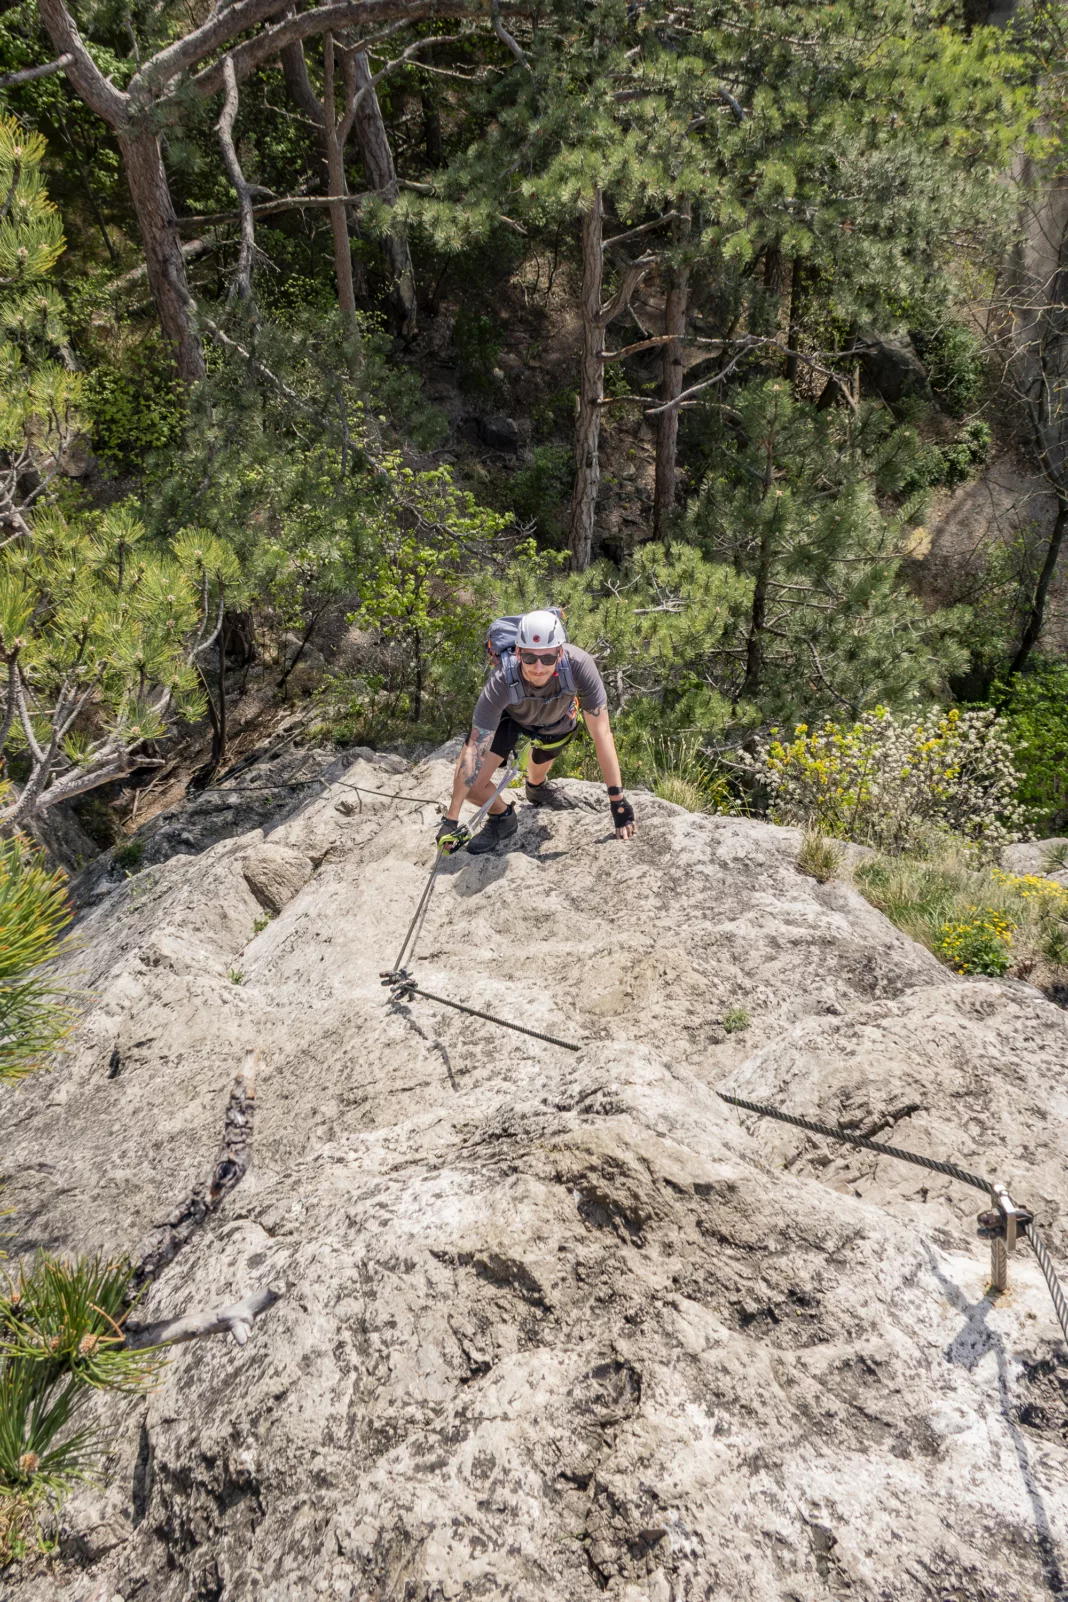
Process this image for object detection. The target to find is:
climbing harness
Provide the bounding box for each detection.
[718,1091,1068,1350]
[381,746,583,1052]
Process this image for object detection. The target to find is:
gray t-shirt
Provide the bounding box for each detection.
[473,644,606,738]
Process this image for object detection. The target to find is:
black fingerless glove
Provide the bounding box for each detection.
[610,795,634,831]
[436,817,467,854]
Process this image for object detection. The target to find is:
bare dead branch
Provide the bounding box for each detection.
[491,0,530,71]
[128,1049,259,1298]
[109,236,223,290]
[603,212,679,251]
[0,53,73,88]
[597,252,656,328]
[125,1285,283,1349]
[216,57,256,300]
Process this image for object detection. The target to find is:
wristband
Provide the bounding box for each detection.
[607,785,623,796]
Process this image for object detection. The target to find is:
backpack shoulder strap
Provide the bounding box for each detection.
[501,650,525,704]
[555,649,576,696]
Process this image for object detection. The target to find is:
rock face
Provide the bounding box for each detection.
[4,750,1068,1602]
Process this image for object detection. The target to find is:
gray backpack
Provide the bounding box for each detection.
[485,612,575,705]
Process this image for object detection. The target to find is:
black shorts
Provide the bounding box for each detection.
[490,715,578,765]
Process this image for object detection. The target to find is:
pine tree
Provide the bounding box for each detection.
[684,380,968,721]
[428,0,1029,562]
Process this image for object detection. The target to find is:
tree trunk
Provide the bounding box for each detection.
[422,90,442,167]
[741,528,772,702]
[350,51,417,336]
[653,200,691,542]
[323,35,357,321]
[1010,499,1068,675]
[785,256,807,391]
[569,193,605,573]
[216,627,228,769]
[280,40,367,304]
[118,125,205,382]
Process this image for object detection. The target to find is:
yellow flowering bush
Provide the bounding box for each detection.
[748,706,1028,855]
[932,909,1015,976]
[855,836,1068,990]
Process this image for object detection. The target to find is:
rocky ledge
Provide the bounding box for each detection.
[4,746,1067,1601]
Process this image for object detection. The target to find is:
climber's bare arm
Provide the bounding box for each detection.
[582,705,623,791]
[582,705,635,839]
[447,726,495,818]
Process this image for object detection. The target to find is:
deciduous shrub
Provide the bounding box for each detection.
[991,660,1068,834]
[749,706,1028,855]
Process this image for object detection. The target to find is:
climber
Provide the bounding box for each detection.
[437,609,636,856]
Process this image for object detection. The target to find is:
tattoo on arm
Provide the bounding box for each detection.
[460,727,493,788]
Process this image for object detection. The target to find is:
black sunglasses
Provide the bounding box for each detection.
[518,650,561,666]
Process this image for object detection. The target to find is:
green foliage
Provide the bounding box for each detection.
[0,1255,159,1546]
[913,322,989,416]
[853,840,1068,987]
[750,706,1028,855]
[797,831,843,883]
[990,660,1068,833]
[686,381,967,720]
[506,444,573,544]
[353,459,519,724]
[452,307,504,400]
[0,119,64,283]
[0,504,211,800]
[83,338,186,467]
[722,1006,750,1034]
[112,838,143,872]
[0,114,84,537]
[932,910,1015,975]
[899,421,991,494]
[0,1255,157,1393]
[0,834,72,1084]
[645,734,731,813]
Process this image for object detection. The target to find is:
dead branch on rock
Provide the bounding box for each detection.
[128,1048,259,1299]
[125,1285,282,1349]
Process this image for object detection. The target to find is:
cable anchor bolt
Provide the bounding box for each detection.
[977,1184,1032,1293]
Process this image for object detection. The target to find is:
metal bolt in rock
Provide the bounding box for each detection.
[977,1184,1032,1293]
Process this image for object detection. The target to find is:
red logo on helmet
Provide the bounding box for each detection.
[533,634,541,641]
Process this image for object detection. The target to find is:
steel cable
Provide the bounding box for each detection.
[394,979,581,1051]
[719,1091,1068,1350]
[1024,1224,1068,1348]
[205,778,442,806]
[389,853,445,980]
[716,1091,996,1195]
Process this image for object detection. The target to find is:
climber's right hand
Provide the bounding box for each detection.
[436,817,469,855]
[609,792,636,840]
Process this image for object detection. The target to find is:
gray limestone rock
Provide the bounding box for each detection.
[1003,837,1068,887]
[239,843,315,915]
[3,757,1067,1601]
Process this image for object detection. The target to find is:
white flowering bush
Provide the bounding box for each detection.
[748,706,1029,855]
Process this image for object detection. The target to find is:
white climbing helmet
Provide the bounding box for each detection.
[516,609,567,651]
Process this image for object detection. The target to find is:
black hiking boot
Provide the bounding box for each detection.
[525,778,575,810]
[467,801,519,855]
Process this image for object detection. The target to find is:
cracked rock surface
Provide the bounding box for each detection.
[4,746,1068,1601]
